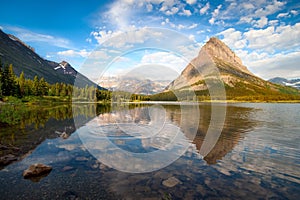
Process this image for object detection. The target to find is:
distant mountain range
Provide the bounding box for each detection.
[165,37,299,100]
[0,29,102,88]
[269,77,300,89]
[99,76,171,95]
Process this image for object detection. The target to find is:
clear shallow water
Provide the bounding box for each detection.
[0,103,299,199]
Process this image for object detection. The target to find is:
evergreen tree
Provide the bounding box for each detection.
[1,64,16,96]
[55,83,60,96]
[32,76,40,96]
[60,83,66,96]
[39,77,48,96]
[19,71,25,96]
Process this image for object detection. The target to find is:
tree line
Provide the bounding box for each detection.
[0,63,112,101]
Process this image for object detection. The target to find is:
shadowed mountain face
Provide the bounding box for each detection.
[166,37,300,99]
[0,29,99,87]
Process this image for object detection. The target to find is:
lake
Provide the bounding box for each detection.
[0,103,299,199]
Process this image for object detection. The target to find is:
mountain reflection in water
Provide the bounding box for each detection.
[0,103,299,200]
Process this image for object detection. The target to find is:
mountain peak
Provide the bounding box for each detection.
[166,37,257,91]
[203,37,245,70]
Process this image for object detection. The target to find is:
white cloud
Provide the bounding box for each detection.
[277,12,289,18]
[219,23,300,53]
[159,5,168,12]
[163,18,197,30]
[200,2,210,15]
[103,1,130,30]
[141,51,189,73]
[180,8,192,16]
[91,30,123,45]
[146,4,153,12]
[242,51,300,79]
[188,34,196,42]
[57,49,90,58]
[218,22,300,79]
[244,23,300,52]
[238,16,253,24]
[188,23,198,29]
[209,5,222,25]
[269,20,279,26]
[177,24,186,30]
[253,16,268,28]
[218,28,247,49]
[220,0,286,25]
[242,3,254,9]
[165,7,179,15]
[91,27,163,48]
[185,0,196,5]
[254,0,286,18]
[4,26,71,48]
[290,10,298,15]
[89,50,111,60]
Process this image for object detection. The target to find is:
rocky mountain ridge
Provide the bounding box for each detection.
[0,29,99,88]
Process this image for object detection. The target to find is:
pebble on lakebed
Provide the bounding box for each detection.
[23,163,52,180]
[162,176,181,188]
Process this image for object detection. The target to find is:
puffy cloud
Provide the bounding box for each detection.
[253,16,269,28]
[209,5,222,25]
[244,23,300,52]
[200,2,210,15]
[180,8,192,16]
[165,7,179,15]
[254,0,286,18]
[242,51,300,79]
[238,16,253,24]
[185,0,196,5]
[57,49,90,57]
[218,22,300,79]
[290,10,298,15]
[277,12,289,18]
[219,23,300,53]
[242,3,255,9]
[141,51,189,73]
[220,0,286,25]
[218,28,247,49]
[91,30,123,45]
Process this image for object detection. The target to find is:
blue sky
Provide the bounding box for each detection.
[1,0,300,81]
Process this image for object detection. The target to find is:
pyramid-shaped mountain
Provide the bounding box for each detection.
[166,37,299,100]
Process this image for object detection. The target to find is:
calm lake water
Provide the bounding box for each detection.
[0,103,299,199]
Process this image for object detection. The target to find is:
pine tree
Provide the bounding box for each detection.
[55,83,60,96]
[33,76,40,96]
[39,77,48,96]
[19,71,25,96]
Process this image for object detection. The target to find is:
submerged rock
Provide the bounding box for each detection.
[23,163,52,181]
[0,154,18,165]
[162,176,181,188]
[75,156,88,161]
[62,166,74,172]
